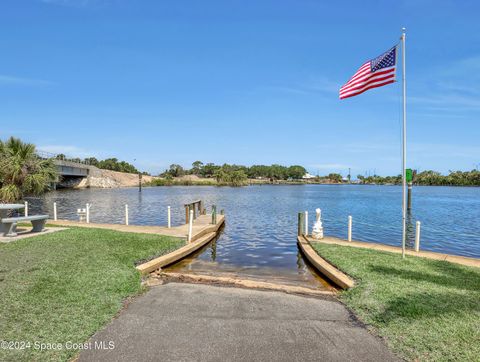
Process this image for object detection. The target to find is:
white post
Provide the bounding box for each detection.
[53,202,57,221]
[125,204,129,225]
[24,201,28,217]
[304,211,309,236]
[188,209,194,242]
[167,206,171,228]
[348,215,352,242]
[86,203,90,223]
[415,221,421,252]
[401,27,408,259]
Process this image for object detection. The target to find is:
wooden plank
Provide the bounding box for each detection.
[297,235,355,289]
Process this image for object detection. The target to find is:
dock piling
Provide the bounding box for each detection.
[53,202,57,221]
[304,211,309,236]
[125,204,129,225]
[415,221,421,252]
[211,205,217,224]
[188,209,194,242]
[297,212,305,236]
[167,206,171,228]
[348,215,352,241]
[184,201,203,223]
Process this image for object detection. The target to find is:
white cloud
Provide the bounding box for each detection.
[254,76,340,97]
[0,75,54,87]
[411,54,480,111]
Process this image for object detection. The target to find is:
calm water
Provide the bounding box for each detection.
[27,185,480,288]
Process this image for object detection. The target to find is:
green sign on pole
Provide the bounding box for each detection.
[406,168,413,183]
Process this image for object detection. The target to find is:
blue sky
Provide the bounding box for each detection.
[1,0,479,176]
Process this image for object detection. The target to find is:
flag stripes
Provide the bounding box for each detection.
[339,46,397,99]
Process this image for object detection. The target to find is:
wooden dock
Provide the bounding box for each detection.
[48,213,225,274]
[48,213,224,242]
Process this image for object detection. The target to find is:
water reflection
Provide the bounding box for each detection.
[406,210,416,249]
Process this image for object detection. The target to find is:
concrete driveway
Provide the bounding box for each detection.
[79,283,398,362]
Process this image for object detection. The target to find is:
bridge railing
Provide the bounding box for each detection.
[36,150,91,165]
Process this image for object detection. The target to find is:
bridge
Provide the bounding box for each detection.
[37,150,92,176]
[37,151,95,187]
[53,159,90,177]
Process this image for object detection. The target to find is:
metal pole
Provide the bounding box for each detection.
[125,204,129,225]
[407,182,412,211]
[53,202,57,221]
[167,206,171,228]
[415,221,421,252]
[86,203,90,224]
[348,215,352,242]
[401,27,407,259]
[24,201,28,217]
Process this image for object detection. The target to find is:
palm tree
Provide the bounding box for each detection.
[0,137,57,203]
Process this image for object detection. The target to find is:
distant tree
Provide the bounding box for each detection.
[328,173,343,183]
[191,161,204,175]
[214,167,247,186]
[97,158,139,174]
[84,157,99,166]
[286,165,307,179]
[56,154,66,160]
[201,163,220,177]
[168,164,185,177]
[268,164,287,180]
[248,165,269,178]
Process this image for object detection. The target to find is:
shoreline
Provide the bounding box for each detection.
[54,182,480,189]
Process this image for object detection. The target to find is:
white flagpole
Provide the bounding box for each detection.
[401,27,407,258]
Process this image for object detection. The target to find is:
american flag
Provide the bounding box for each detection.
[339,46,397,99]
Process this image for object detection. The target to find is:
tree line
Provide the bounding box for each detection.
[357,170,480,186]
[161,162,307,181]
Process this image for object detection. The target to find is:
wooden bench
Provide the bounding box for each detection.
[1,215,49,237]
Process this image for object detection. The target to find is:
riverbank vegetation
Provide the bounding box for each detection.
[0,227,183,362]
[0,137,57,203]
[311,243,480,361]
[149,162,307,187]
[160,161,307,181]
[358,169,480,186]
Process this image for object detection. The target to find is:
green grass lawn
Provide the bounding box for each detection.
[311,243,480,361]
[0,227,183,362]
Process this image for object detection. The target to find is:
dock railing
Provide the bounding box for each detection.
[184,200,204,224]
[298,209,427,252]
